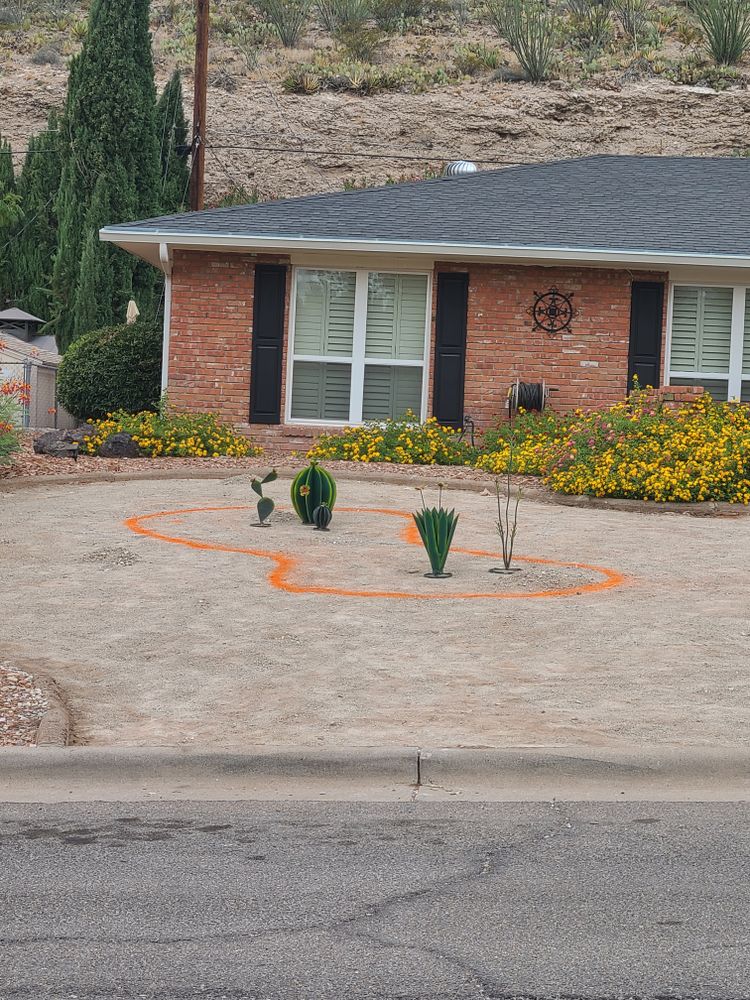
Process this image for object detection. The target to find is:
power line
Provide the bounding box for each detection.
[206,143,531,165]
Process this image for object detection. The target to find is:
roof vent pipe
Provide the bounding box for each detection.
[444,160,479,176]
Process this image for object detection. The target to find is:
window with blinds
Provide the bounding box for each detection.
[289,268,429,423]
[365,274,428,361]
[666,285,750,402]
[670,286,732,375]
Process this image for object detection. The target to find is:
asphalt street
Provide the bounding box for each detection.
[1,800,749,1000]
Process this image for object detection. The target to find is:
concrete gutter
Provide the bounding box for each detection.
[34,673,71,748]
[1,467,747,518]
[1,746,749,802]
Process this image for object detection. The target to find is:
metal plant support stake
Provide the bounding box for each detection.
[490,424,522,574]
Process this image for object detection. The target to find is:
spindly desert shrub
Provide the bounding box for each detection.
[251,0,311,46]
[485,0,558,81]
[689,0,750,65]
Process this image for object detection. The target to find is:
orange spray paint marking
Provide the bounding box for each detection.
[124,505,627,600]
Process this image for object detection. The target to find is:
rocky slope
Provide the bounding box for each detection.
[2,1,749,200]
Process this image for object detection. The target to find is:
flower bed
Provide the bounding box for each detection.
[308,392,750,504]
[309,414,475,466]
[83,409,259,459]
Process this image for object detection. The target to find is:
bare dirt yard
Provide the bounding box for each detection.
[1,473,749,752]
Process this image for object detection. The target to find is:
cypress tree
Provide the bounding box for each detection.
[10,111,62,320]
[74,174,120,333]
[52,0,161,351]
[157,70,190,215]
[0,135,17,308]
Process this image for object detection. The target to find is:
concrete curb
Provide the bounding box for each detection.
[0,746,420,802]
[1,745,749,801]
[1,465,747,518]
[419,747,750,794]
[33,672,71,748]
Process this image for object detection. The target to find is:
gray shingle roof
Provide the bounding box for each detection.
[102,155,750,258]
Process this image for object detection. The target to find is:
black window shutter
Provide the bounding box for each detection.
[627,280,664,392]
[250,264,287,424]
[433,272,469,428]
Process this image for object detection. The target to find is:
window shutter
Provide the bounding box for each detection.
[362,365,423,420]
[627,281,664,390]
[290,362,351,421]
[365,274,428,360]
[700,288,732,372]
[742,293,750,375]
[249,264,287,424]
[670,287,700,370]
[294,270,355,357]
[671,286,732,373]
[433,272,468,429]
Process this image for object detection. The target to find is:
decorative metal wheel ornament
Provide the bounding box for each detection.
[528,287,575,335]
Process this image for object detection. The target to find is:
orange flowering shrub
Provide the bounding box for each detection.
[0,375,29,466]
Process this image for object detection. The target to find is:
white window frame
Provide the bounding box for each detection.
[285,265,433,426]
[665,282,749,401]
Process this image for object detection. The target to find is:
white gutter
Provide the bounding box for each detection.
[100,227,750,270]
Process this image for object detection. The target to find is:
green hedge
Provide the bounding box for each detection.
[57,321,162,421]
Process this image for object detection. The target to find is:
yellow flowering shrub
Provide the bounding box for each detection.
[480,393,750,504]
[83,409,260,459]
[308,414,475,465]
[476,409,571,476]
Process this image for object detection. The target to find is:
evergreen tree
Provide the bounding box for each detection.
[157,70,190,215]
[52,0,161,351]
[10,111,62,320]
[0,135,17,308]
[74,174,120,333]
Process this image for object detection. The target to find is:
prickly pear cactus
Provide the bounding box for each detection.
[291,461,337,524]
[312,503,333,531]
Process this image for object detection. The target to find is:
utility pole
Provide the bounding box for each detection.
[189,0,210,212]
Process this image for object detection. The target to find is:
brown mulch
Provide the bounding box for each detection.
[0,665,48,747]
[1,433,540,490]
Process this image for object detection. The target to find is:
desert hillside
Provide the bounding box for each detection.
[2,0,749,201]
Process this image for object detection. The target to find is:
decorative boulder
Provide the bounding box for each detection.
[33,424,96,456]
[33,430,65,455]
[62,423,96,445]
[98,432,142,458]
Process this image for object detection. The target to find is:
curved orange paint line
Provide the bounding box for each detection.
[124,505,627,601]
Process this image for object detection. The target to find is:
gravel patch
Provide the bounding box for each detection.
[81,545,141,568]
[0,665,48,747]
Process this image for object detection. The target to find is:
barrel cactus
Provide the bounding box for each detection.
[291,461,337,524]
[312,503,333,531]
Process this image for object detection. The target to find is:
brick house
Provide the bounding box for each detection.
[101,155,750,446]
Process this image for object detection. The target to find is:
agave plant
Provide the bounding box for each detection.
[413,485,459,578]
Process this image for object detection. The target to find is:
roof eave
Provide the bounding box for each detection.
[99,227,750,271]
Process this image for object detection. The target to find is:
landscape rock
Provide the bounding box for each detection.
[62,423,96,445]
[33,424,95,457]
[98,432,142,459]
[33,430,64,455]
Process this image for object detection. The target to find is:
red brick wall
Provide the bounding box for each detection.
[167,249,290,422]
[436,262,668,427]
[167,251,667,435]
